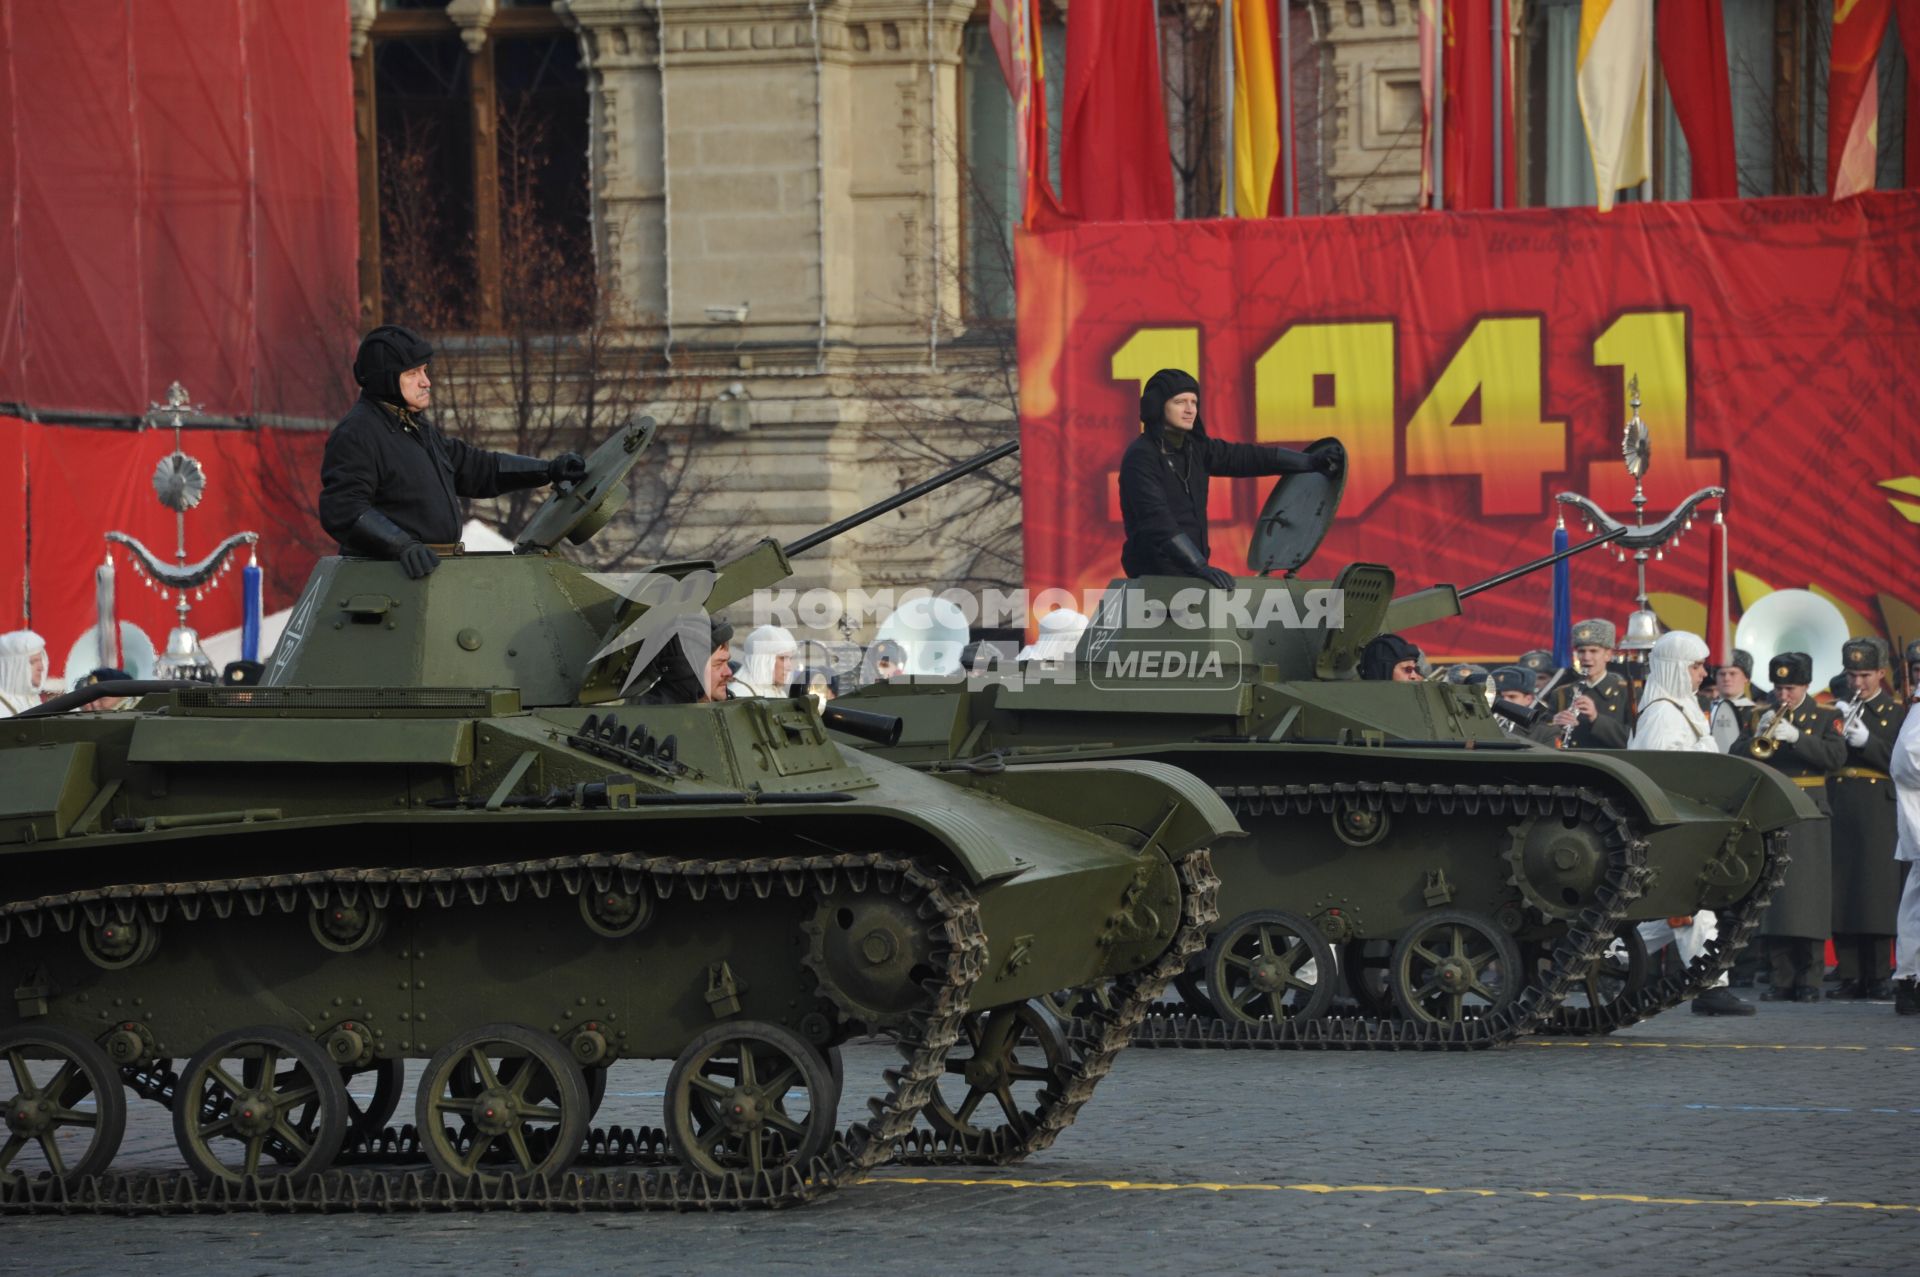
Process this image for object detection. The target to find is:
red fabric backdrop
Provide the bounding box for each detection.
[0,0,356,422]
[0,415,326,676]
[0,0,354,674]
[1018,192,1920,660]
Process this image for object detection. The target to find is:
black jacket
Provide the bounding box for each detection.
[1118,416,1315,577]
[318,396,542,551]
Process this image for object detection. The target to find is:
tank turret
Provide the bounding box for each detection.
[840,438,1819,1048]
[0,424,1230,1215]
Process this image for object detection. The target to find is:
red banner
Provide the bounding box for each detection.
[0,0,356,422]
[0,416,325,680]
[1018,193,1920,661]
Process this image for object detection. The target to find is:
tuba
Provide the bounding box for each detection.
[1732,589,1850,694]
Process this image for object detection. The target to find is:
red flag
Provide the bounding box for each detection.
[1657,0,1739,199]
[990,0,1062,226]
[1060,0,1174,220]
[1829,0,1891,199]
[1423,0,1515,209]
[1897,0,1920,186]
[1266,0,1299,217]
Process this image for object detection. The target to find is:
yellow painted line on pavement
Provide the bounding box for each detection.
[862,1176,1920,1214]
[1518,1039,1916,1052]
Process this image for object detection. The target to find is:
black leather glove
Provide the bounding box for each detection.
[1166,533,1234,590]
[398,541,441,579]
[1313,449,1342,476]
[548,452,588,486]
[347,510,441,579]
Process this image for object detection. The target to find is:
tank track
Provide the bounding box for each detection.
[1538,828,1790,1035]
[892,848,1219,1165]
[1099,783,1652,1051]
[0,849,991,1214]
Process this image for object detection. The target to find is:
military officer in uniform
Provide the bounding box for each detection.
[1906,639,1920,702]
[1444,663,1491,691]
[1828,638,1904,999]
[1492,665,1560,744]
[1519,649,1557,694]
[1735,651,1847,1001]
[1708,650,1757,753]
[1545,618,1633,748]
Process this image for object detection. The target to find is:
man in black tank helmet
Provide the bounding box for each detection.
[318,325,589,578]
[1118,367,1337,588]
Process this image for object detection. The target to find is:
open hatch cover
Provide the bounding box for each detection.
[1247,437,1346,575]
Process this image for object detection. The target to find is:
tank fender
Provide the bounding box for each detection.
[1609,748,1821,830]
[929,758,1244,861]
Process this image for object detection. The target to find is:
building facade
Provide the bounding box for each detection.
[346,0,1897,614]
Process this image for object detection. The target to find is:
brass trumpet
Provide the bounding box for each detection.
[1749,709,1791,760]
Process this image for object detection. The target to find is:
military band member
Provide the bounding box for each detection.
[1444,662,1490,689]
[1519,649,1557,694]
[1828,638,1903,1000]
[1545,618,1633,748]
[1708,650,1756,753]
[1491,665,1560,744]
[1735,651,1847,1001]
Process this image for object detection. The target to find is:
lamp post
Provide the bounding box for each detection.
[1553,377,1726,668]
[106,382,261,680]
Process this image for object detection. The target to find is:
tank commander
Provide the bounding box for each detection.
[319,325,589,579]
[1359,633,1422,682]
[1545,618,1633,748]
[1118,368,1338,589]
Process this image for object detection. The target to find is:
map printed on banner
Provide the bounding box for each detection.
[1016,192,1920,660]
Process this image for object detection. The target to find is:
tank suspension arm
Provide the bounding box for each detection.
[783,441,1019,557]
[1456,525,1628,601]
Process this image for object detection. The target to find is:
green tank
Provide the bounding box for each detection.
[839,441,1820,1049]
[0,423,1229,1214]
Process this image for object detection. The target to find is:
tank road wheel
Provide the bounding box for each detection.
[0,1025,127,1188]
[1341,940,1396,1017]
[923,1001,1071,1143]
[665,1022,838,1181]
[418,1025,588,1184]
[1389,910,1524,1025]
[174,1027,348,1184]
[1205,910,1337,1025]
[244,1053,406,1164]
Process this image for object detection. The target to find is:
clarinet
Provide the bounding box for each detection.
[1558,657,1585,749]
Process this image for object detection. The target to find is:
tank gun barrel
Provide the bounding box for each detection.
[1457,525,1628,600]
[784,441,1019,557]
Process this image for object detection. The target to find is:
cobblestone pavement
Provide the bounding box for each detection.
[8,1001,1916,1276]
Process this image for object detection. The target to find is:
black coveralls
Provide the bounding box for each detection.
[317,396,543,553]
[1117,374,1316,578]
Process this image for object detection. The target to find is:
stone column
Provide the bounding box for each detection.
[1317,0,1422,214]
[555,0,668,322]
